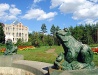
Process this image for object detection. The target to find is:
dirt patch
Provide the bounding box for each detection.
[46,48,55,53]
[46,48,58,56]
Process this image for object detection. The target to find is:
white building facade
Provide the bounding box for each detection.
[3,22,28,43]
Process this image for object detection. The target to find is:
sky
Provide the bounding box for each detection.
[0,0,98,33]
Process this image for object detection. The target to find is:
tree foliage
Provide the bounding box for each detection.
[69,24,98,44]
[41,23,47,34]
[29,31,53,47]
[27,24,61,47]
[50,25,60,45]
[0,23,5,44]
[50,24,56,35]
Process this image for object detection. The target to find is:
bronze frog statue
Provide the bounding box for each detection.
[54,28,95,70]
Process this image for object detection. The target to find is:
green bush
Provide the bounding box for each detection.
[15,38,32,46]
[90,44,98,47]
[0,43,5,47]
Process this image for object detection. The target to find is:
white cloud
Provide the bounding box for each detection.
[32,0,45,8]
[50,0,98,24]
[72,1,98,20]
[78,19,98,25]
[85,19,95,24]
[50,0,86,14]
[50,0,85,9]
[89,0,98,3]
[37,12,57,20]
[9,6,21,15]
[50,0,63,9]
[34,0,43,3]
[22,8,57,21]
[0,3,21,21]
[0,3,10,12]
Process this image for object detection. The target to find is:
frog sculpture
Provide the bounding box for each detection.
[54,28,95,70]
[4,39,17,55]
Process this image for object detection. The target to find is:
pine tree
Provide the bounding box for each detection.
[0,23,5,44]
[50,24,56,35]
[41,23,47,34]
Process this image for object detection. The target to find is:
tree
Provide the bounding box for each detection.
[55,26,60,32]
[92,24,97,43]
[50,25,60,45]
[46,35,53,47]
[50,24,56,35]
[16,38,23,46]
[41,23,47,34]
[31,32,39,47]
[69,24,94,44]
[0,23,5,44]
[41,24,47,45]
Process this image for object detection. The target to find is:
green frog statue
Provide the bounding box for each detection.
[54,28,95,70]
[4,39,17,55]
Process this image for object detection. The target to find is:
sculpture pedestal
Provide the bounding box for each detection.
[48,66,98,75]
[0,54,24,67]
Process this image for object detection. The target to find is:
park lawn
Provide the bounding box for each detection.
[17,46,64,63]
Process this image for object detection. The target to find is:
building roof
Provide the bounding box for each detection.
[12,20,20,25]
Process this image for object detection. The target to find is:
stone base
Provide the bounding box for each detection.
[0,54,24,67]
[48,66,98,75]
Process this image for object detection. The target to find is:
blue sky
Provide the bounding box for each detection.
[0,0,98,33]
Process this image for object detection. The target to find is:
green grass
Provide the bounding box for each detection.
[89,44,98,47]
[17,46,63,63]
[93,54,98,66]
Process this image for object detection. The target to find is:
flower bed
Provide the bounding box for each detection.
[92,47,98,53]
[18,46,35,50]
[91,47,98,54]
[0,46,35,52]
[0,48,6,53]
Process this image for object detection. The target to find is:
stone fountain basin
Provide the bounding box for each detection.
[12,60,52,75]
[0,60,52,75]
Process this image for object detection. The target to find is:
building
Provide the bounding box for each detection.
[3,21,28,43]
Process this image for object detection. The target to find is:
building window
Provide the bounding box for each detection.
[19,28,21,30]
[13,27,14,31]
[22,33,24,36]
[25,34,27,37]
[19,33,21,37]
[13,33,14,36]
[17,38,18,41]
[16,33,18,37]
